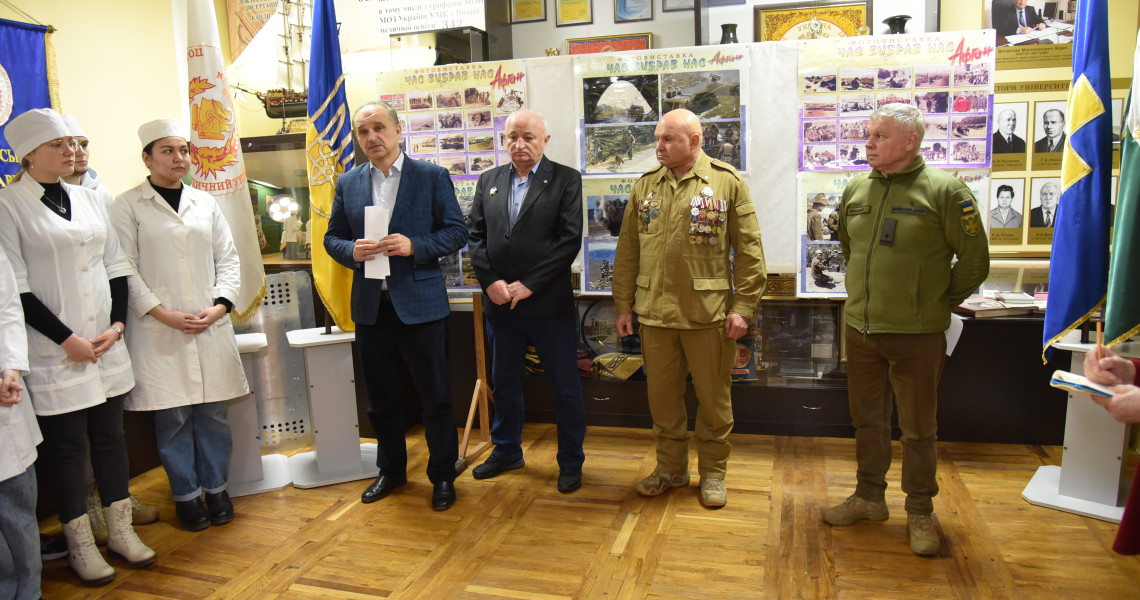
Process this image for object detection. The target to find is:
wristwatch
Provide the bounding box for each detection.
[111,325,123,340]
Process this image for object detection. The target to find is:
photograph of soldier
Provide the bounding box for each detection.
[700,121,743,169]
[914,65,950,87]
[992,103,1028,154]
[1029,178,1060,228]
[584,124,657,173]
[583,74,660,125]
[805,245,844,292]
[803,99,838,118]
[838,144,868,166]
[463,86,492,107]
[467,132,494,152]
[990,180,1025,229]
[877,92,912,108]
[919,140,947,163]
[467,109,492,128]
[802,70,838,93]
[409,134,437,155]
[877,67,912,89]
[1033,102,1067,153]
[440,155,467,175]
[803,144,837,169]
[841,68,875,91]
[408,91,433,110]
[953,62,990,86]
[950,140,986,164]
[661,70,741,119]
[827,205,841,241]
[924,116,949,139]
[436,89,462,108]
[914,91,949,114]
[840,94,874,116]
[840,119,869,142]
[409,113,436,132]
[803,120,837,143]
[952,90,989,113]
[807,195,828,241]
[437,110,464,130]
[951,115,988,139]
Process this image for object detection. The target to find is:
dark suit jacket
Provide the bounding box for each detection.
[324,154,468,326]
[1035,133,1066,153]
[992,132,1026,154]
[1029,206,1056,228]
[467,157,583,319]
[995,3,1045,37]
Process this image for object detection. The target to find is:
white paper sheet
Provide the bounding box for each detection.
[946,313,965,356]
[364,205,390,280]
[1004,34,1031,44]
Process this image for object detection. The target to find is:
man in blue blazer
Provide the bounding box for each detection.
[466,110,587,493]
[324,101,468,511]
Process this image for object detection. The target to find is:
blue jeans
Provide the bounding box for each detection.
[154,402,232,501]
[0,467,41,600]
[485,315,586,469]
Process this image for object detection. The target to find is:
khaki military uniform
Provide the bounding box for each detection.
[613,151,766,478]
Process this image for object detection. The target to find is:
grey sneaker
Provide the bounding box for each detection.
[822,494,889,526]
[635,468,690,496]
[907,513,941,555]
[699,477,727,508]
[130,495,160,525]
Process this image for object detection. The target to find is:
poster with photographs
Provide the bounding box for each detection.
[582,177,636,293]
[795,171,860,298]
[797,31,996,171]
[989,178,1025,246]
[376,61,527,291]
[576,49,748,174]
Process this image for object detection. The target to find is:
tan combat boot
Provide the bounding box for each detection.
[907,513,941,555]
[635,468,690,496]
[699,477,727,508]
[822,493,889,525]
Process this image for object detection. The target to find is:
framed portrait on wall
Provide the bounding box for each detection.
[511,0,547,23]
[615,0,653,22]
[556,0,593,26]
[754,1,871,42]
[566,33,652,55]
[662,0,693,12]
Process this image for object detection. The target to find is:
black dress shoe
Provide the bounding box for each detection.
[471,456,525,480]
[205,490,234,526]
[361,474,407,504]
[175,497,210,532]
[432,481,456,511]
[558,467,582,494]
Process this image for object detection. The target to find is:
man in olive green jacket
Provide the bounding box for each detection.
[823,104,989,555]
[613,109,767,508]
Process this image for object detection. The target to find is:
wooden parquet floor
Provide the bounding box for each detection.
[40,425,1140,599]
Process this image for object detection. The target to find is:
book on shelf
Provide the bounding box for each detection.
[996,291,1036,306]
[953,298,1034,318]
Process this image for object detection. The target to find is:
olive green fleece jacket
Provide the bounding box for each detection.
[839,155,990,334]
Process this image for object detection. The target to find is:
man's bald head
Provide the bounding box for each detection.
[655,109,703,176]
[503,109,549,174]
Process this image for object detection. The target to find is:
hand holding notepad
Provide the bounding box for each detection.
[1050,370,1114,398]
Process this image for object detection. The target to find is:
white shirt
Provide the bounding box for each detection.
[370,152,404,211]
[0,247,38,482]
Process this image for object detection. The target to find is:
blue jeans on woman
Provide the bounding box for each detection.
[154,402,232,501]
[0,467,41,600]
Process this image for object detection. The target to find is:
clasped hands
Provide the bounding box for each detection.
[61,320,126,364]
[149,304,227,335]
[487,280,532,310]
[354,234,414,262]
[1083,346,1140,424]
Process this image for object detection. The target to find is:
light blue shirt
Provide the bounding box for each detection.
[366,153,404,286]
[509,160,541,227]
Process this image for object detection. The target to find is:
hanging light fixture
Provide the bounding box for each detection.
[267,194,299,222]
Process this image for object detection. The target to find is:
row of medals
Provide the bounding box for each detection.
[689,195,725,246]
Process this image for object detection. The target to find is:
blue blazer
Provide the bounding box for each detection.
[324,155,468,325]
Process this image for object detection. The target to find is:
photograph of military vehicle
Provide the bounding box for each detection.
[660,70,740,119]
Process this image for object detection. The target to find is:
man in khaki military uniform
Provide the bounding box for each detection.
[612,109,767,508]
[823,104,989,555]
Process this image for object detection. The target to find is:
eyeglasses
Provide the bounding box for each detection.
[44,138,78,154]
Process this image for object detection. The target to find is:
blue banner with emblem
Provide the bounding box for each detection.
[0,19,52,189]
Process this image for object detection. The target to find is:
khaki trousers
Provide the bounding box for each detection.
[845,325,946,515]
[640,325,736,478]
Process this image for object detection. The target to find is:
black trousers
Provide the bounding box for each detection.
[355,298,458,484]
[37,394,130,522]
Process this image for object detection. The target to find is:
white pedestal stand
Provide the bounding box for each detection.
[227,333,292,497]
[285,326,378,488]
[1022,342,1139,522]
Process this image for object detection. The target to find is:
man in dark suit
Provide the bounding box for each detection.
[994,0,1046,37]
[1035,109,1066,153]
[324,101,468,511]
[992,108,1026,154]
[466,110,587,493]
[1029,181,1060,227]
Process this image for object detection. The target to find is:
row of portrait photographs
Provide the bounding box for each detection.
[986,176,1121,246]
[402,86,525,116]
[801,64,991,95]
[414,152,509,176]
[404,108,499,133]
[582,119,744,175]
[990,100,1106,155]
[583,70,742,126]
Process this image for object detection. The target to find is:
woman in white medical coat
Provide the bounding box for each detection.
[0,108,155,586]
[110,119,248,533]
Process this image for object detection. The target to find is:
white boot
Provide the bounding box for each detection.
[62,513,115,586]
[105,497,157,568]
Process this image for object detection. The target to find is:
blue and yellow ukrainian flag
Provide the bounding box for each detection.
[1042,0,1113,361]
[307,0,355,331]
